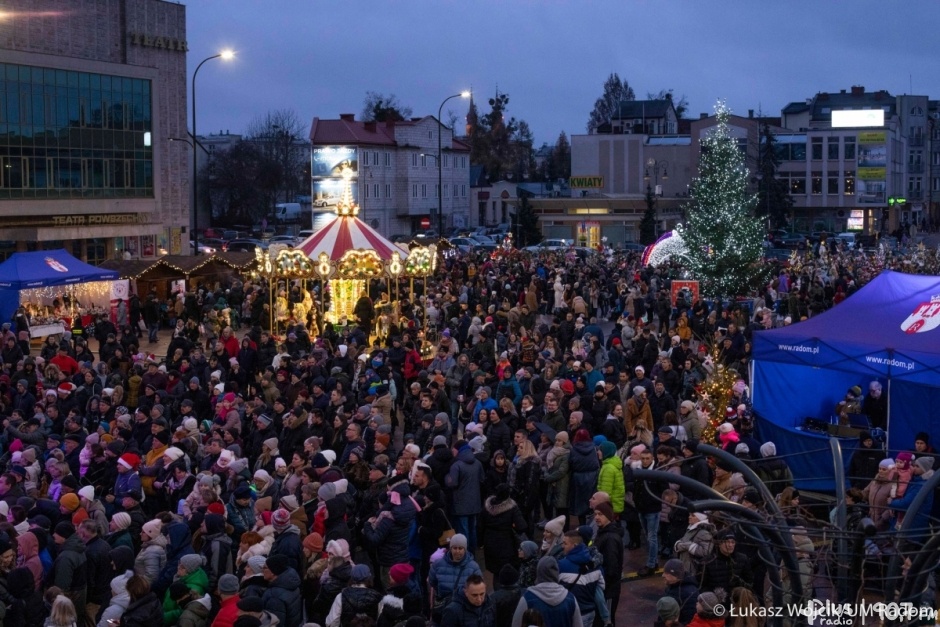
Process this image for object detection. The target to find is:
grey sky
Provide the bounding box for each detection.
[187,0,940,146]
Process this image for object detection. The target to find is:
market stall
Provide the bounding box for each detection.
[0,249,119,332]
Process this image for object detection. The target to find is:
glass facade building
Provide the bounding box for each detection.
[0,63,154,199]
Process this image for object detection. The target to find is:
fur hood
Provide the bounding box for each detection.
[484,495,518,516]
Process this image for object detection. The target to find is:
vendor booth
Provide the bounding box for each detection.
[752,270,940,489]
[0,249,119,331]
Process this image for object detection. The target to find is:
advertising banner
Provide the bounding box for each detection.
[857,132,886,205]
[671,280,700,307]
[109,280,129,326]
[312,146,358,177]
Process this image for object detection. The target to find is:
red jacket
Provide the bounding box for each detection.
[211,594,240,627]
[404,349,423,380]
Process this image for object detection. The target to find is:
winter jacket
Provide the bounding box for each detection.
[673,521,715,577]
[445,448,485,516]
[98,571,132,627]
[121,592,164,627]
[509,457,540,512]
[162,568,208,625]
[85,535,112,605]
[154,521,195,597]
[543,446,571,509]
[511,582,583,627]
[429,552,482,600]
[568,440,599,517]
[361,483,418,567]
[630,461,666,514]
[327,585,383,627]
[135,537,168,585]
[269,526,303,575]
[177,595,211,627]
[50,533,87,595]
[594,522,624,593]
[890,474,934,542]
[700,549,753,597]
[310,562,351,624]
[480,495,527,575]
[558,542,604,616]
[596,454,625,514]
[201,532,234,592]
[261,567,303,627]
[441,590,497,627]
[665,574,700,624]
[211,594,240,627]
[376,583,423,627]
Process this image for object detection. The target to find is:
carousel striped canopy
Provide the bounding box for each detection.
[295,215,409,261]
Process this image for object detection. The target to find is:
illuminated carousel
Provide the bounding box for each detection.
[259,162,436,333]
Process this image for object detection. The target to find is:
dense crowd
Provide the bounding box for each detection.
[0,240,936,627]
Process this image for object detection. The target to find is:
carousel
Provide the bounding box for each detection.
[255,162,436,336]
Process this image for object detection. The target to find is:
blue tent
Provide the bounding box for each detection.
[752,270,940,489]
[0,249,119,324]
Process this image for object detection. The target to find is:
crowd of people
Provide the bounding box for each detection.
[0,239,935,627]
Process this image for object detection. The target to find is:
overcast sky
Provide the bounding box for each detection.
[187,0,940,146]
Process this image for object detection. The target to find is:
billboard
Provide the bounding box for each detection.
[313,179,358,210]
[857,132,886,205]
[832,109,885,128]
[312,146,358,177]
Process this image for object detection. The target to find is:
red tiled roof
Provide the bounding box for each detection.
[452,137,471,152]
[309,116,397,146]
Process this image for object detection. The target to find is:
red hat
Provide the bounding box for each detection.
[612,337,621,346]
[207,502,225,516]
[485,316,493,323]
[118,453,141,470]
[389,563,414,585]
[560,380,575,395]
[57,382,76,393]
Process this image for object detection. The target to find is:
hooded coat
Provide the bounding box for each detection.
[511,572,583,627]
[445,447,485,517]
[122,591,164,627]
[50,532,87,615]
[153,521,195,597]
[135,534,168,588]
[568,440,600,517]
[97,571,133,627]
[261,567,303,627]
[270,525,303,574]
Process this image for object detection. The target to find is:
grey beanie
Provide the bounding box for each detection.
[535,556,560,584]
[217,573,239,594]
[247,555,267,574]
[519,540,539,560]
[179,554,205,573]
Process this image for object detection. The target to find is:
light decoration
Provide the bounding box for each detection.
[19,281,112,304]
[642,230,689,267]
[330,279,364,323]
[337,250,384,278]
[403,245,436,276]
[695,343,739,443]
[676,101,766,299]
[275,249,314,277]
[334,161,359,217]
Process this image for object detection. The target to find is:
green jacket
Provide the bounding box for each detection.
[163,568,209,625]
[597,455,625,513]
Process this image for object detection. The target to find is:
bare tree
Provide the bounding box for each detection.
[361,92,413,122]
[245,110,309,218]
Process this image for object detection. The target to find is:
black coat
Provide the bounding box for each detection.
[701,549,753,597]
[120,592,164,627]
[479,496,527,575]
[594,522,624,592]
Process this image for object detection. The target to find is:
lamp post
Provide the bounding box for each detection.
[644,158,668,234]
[192,50,234,255]
[437,91,471,236]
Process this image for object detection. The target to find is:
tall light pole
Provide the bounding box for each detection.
[644,158,668,235]
[192,49,234,254]
[437,91,471,236]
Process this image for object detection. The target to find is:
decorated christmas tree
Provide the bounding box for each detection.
[677,102,766,300]
[695,344,739,443]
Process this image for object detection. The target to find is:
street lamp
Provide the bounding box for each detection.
[643,158,668,195]
[192,49,234,254]
[437,91,471,236]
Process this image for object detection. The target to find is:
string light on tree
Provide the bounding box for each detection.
[676,101,766,299]
[695,344,739,442]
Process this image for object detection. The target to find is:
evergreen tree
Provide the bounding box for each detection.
[587,73,635,133]
[757,121,794,229]
[677,103,766,299]
[468,90,533,182]
[361,92,412,122]
[552,131,571,180]
[511,196,542,247]
[640,186,658,245]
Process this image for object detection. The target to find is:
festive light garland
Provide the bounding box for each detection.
[643,230,689,267]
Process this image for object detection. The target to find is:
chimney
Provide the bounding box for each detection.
[364,122,377,132]
[748,109,754,118]
[840,89,847,94]
[851,85,865,96]
[339,113,355,122]
[700,113,708,119]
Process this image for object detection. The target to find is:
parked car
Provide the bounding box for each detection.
[469,235,498,251]
[448,237,477,253]
[414,229,440,240]
[201,238,228,252]
[268,235,299,247]
[189,241,217,254]
[523,238,569,252]
[226,238,267,253]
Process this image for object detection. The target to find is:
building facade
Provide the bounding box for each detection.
[309,114,470,237]
[0,0,189,262]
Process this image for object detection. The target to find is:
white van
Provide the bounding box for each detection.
[836,232,858,247]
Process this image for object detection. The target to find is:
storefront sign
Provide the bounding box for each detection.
[51,214,141,227]
[569,176,604,188]
[129,33,188,52]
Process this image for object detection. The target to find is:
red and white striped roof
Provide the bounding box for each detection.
[296,215,409,261]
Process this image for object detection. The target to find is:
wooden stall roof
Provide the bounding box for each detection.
[100,252,256,280]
